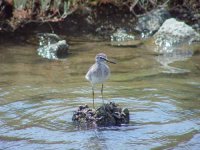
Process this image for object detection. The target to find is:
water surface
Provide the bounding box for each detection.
[0,39,200,150]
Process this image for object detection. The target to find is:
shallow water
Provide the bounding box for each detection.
[0,38,200,150]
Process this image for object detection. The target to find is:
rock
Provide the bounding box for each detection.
[154,18,200,53]
[110,28,139,47]
[192,23,200,32]
[122,108,129,119]
[153,18,200,73]
[38,33,61,43]
[37,33,69,59]
[72,102,129,128]
[135,8,170,38]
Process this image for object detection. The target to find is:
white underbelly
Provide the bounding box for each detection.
[85,63,110,85]
[91,74,109,84]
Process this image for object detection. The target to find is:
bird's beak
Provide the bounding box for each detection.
[104,58,116,64]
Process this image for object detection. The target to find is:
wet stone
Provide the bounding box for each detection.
[154,18,200,51]
[37,33,69,60]
[135,8,171,38]
[72,102,129,128]
[110,29,137,47]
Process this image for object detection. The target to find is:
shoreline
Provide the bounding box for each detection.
[0,0,200,42]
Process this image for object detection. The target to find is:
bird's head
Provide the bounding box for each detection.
[95,53,116,64]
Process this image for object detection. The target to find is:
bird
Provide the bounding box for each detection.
[85,53,116,108]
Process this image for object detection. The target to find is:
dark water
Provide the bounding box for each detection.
[0,39,200,150]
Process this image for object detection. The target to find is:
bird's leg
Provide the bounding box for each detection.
[101,84,104,104]
[101,84,106,111]
[92,86,95,109]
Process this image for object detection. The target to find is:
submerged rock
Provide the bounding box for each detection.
[135,8,170,38]
[37,33,69,59]
[72,102,129,128]
[154,18,200,53]
[110,28,137,47]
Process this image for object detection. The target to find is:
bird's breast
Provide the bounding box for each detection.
[86,63,110,84]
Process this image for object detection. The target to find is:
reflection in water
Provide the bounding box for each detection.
[155,45,193,73]
[0,39,200,149]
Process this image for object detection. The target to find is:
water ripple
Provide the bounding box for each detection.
[0,95,199,150]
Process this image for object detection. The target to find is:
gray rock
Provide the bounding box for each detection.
[135,8,170,38]
[37,33,69,59]
[153,18,200,73]
[154,18,200,53]
[110,28,136,46]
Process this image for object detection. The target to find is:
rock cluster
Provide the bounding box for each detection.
[72,102,129,128]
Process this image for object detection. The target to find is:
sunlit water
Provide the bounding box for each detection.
[0,38,200,150]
